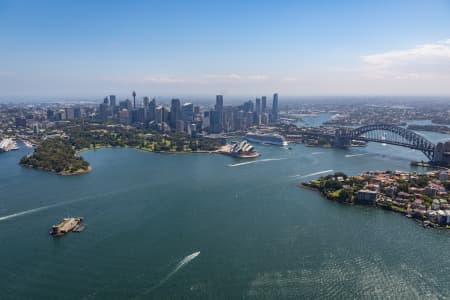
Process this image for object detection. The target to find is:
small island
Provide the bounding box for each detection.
[20,138,91,175]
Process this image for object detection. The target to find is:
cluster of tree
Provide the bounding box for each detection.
[304,172,365,203]
[62,125,222,152]
[20,138,89,174]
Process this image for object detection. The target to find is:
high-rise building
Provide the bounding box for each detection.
[149,98,156,121]
[99,103,109,121]
[65,107,75,120]
[137,108,146,123]
[119,99,132,111]
[155,106,163,123]
[109,95,116,107]
[261,96,267,113]
[132,91,137,109]
[119,109,130,125]
[215,95,224,111]
[74,107,82,119]
[243,100,254,113]
[255,98,261,115]
[272,93,279,123]
[210,110,223,133]
[143,96,150,108]
[182,102,194,124]
[170,98,181,129]
[223,106,235,132]
[47,109,54,120]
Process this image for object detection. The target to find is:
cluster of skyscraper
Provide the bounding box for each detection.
[97,92,279,135]
[206,93,279,134]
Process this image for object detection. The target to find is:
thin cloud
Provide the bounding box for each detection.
[360,39,450,79]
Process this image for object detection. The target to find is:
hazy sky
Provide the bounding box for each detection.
[0,0,450,99]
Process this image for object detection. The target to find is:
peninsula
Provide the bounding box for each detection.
[20,138,90,175]
[300,170,450,228]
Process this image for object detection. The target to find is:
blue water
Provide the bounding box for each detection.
[0,130,449,299]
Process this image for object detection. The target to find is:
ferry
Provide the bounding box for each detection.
[244,133,288,146]
[49,217,84,237]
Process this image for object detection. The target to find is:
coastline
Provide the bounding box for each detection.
[24,145,222,176]
[20,163,92,176]
[298,175,450,230]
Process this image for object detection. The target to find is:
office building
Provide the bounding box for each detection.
[182,103,194,124]
[109,95,116,107]
[170,99,181,129]
[215,95,224,111]
[272,93,279,123]
[261,96,267,113]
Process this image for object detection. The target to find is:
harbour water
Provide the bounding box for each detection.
[1,134,450,299]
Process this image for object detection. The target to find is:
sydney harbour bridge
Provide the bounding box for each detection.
[305,124,450,165]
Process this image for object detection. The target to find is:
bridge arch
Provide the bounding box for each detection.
[342,124,435,160]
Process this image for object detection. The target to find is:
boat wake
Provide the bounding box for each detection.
[291,169,334,179]
[0,205,52,221]
[228,158,287,167]
[345,153,366,158]
[311,152,324,155]
[0,183,150,222]
[144,251,200,294]
[0,196,91,222]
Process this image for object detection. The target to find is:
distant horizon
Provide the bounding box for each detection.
[2,94,450,105]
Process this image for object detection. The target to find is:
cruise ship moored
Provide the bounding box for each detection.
[244,132,288,146]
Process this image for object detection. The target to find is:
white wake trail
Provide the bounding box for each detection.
[345,153,366,158]
[0,183,150,222]
[0,197,90,222]
[295,169,334,179]
[311,152,324,155]
[228,158,287,167]
[144,251,200,294]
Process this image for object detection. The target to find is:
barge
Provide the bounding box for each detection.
[49,217,84,237]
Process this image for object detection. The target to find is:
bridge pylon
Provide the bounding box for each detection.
[334,128,351,148]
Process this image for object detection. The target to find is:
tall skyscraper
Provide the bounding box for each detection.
[215,95,224,111]
[132,91,136,109]
[272,93,279,123]
[182,102,194,124]
[255,98,261,114]
[261,96,267,113]
[170,98,181,129]
[109,95,116,107]
[143,96,150,108]
[210,110,223,133]
[155,106,163,123]
[149,98,156,121]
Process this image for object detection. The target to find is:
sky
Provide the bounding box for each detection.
[0,0,450,99]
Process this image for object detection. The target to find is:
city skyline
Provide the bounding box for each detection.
[0,0,450,98]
